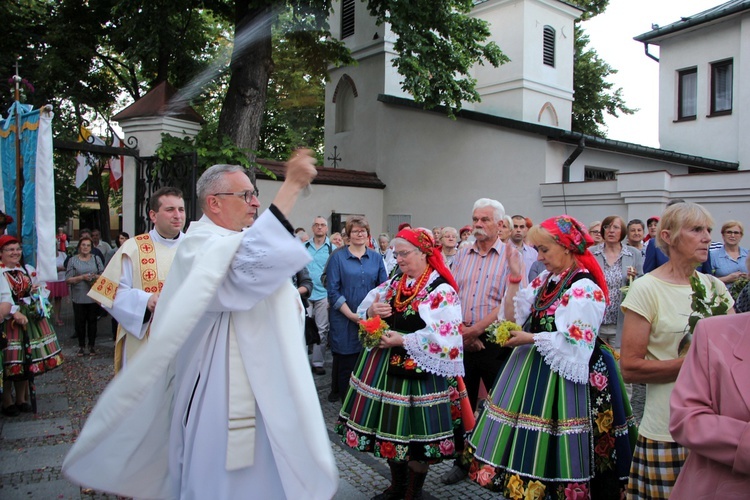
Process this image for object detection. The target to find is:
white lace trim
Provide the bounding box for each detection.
[403,334,465,378]
[534,332,589,384]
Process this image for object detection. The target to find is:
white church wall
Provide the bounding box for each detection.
[658,18,741,164]
[541,169,750,241]
[373,103,548,231]
[256,179,384,236]
[469,0,578,129]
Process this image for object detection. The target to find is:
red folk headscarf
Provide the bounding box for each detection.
[395,228,459,292]
[539,215,609,303]
[0,235,19,250]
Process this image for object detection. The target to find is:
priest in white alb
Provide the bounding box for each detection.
[63,151,339,499]
[88,187,186,372]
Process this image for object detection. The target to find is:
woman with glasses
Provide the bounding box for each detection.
[336,227,465,500]
[621,203,733,498]
[710,221,748,289]
[591,216,643,349]
[325,216,387,402]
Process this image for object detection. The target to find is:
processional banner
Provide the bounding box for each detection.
[0,101,56,281]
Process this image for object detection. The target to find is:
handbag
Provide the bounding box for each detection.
[305,314,320,346]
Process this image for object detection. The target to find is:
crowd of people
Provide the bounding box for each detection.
[303,197,747,499]
[2,148,749,498]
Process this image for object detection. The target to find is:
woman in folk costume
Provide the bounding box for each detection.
[336,227,469,500]
[468,215,637,499]
[0,235,63,416]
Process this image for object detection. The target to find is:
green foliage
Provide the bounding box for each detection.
[52,151,86,227]
[571,26,635,136]
[256,8,343,160]
[687,274,731,335]
[156,131,276,179]
[563,1,635,137]
[367,0,508,115]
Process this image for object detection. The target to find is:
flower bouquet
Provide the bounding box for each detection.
[620,267,635,299]
[729,276,749,302]
[22,288,52,321]
[486,320,523,347]
[680,274,731,357]
[358,315,389,349]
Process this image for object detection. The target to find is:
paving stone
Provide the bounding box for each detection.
[2,417,73,440]
[32,394,70,413]
[35,380,65,396]
[0,442,72,475]
[1,478,81,500]
[0,479,81,500]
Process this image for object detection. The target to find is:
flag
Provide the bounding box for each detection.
[75,126,106,188]
[0,102,56,280]
[108,134,123,191]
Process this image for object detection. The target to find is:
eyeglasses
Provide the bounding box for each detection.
[603,224,621,231]
[212,190,258,204]
[724,230,743,236]
[393,250,416,258]
[349,229,368,235]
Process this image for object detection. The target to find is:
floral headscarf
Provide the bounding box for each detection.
[539,215,609,302]
[395,228,459,292]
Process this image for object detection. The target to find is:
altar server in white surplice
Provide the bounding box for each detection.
[63,151,339,499]
[88,187,186,373]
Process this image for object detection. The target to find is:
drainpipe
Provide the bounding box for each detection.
[643,43,659,63]
[562,137,585,183]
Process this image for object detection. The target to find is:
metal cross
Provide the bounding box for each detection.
[327,146,342,168]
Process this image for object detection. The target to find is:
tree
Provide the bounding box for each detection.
[217,0,506,160]
[568,0,635,136]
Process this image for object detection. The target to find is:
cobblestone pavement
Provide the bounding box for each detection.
[0,298,645,499]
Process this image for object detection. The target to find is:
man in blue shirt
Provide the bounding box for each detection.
[305,217,334,375]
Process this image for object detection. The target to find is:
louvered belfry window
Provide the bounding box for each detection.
[341,0,355,39]
[543,26,555,67]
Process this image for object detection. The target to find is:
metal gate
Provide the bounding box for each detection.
[53,137,198,236]
[134,153,198,235]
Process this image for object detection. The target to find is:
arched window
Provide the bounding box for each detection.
[333,75,357,133]
[543,26,555,67]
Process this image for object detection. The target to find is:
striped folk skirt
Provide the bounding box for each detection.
[335,346,457,463]
[468,341,637,499]
[3,315,64,381]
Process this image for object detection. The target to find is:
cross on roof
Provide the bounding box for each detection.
[327,146,342,168]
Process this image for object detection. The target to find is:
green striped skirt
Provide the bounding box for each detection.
[335,346,456,463]
[468,341,636,499]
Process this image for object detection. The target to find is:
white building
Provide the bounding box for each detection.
[121,1,750,238]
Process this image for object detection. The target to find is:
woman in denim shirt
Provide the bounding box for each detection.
[326,216,387,401]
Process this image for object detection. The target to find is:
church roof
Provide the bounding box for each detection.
[256,158,386,189]
[635,0,750,43]
[378,94,739,173]
[113,81,205,124]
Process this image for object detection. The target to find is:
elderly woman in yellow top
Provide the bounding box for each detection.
[621,202,734,499]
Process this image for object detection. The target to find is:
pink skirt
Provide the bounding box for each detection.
[47,280,69,298]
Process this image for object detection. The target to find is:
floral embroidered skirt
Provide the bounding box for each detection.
[3,317,64,381]
[467,341,637,499]
[335,346,458,463]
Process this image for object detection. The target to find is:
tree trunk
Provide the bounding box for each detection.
[90,161,111,246]
[217,1,275,172]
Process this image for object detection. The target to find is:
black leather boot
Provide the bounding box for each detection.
[371,460,408,500]
[404,468,428,500]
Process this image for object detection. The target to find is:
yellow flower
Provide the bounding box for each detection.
[506,474,525,500]
[595,409,614,434]
[525,480,546,500]
[487,320,522,346]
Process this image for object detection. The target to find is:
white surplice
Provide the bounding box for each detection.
[63,210,339,499]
